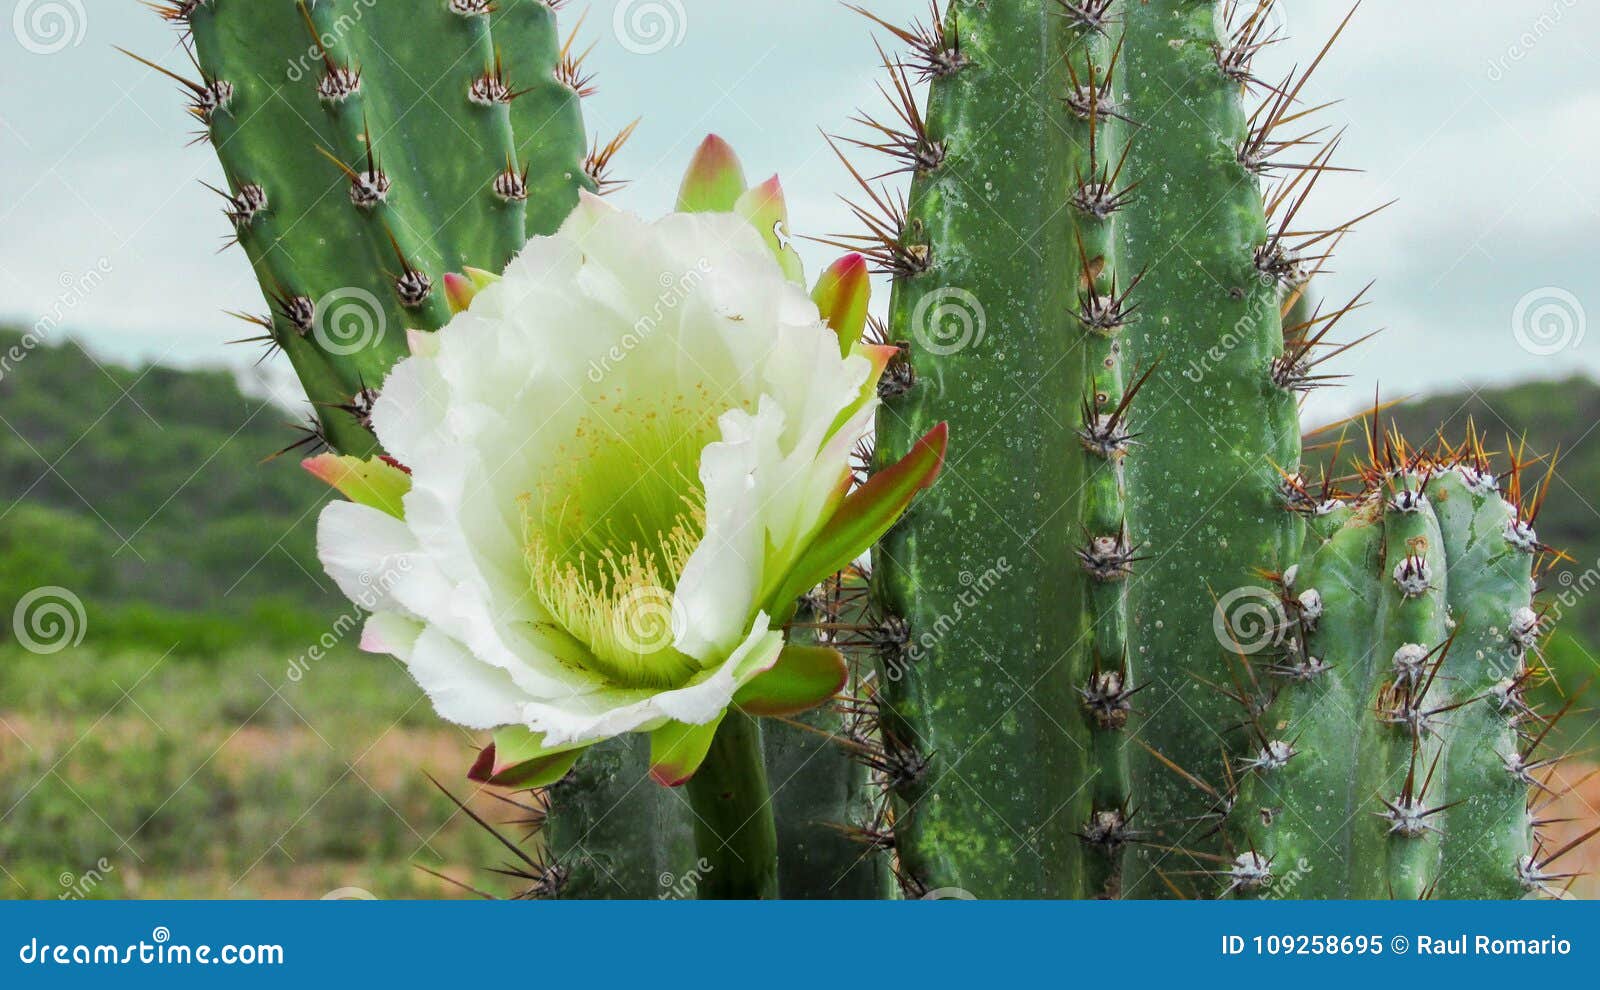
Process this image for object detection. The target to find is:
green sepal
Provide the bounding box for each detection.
[735,176,806,284]
[302,453,412,519]
[468,726,590,789]
[648,713,728,787]
[735,644,849,717]
[764,422,948,615]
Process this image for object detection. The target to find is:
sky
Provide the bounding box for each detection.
[2,0,1597,421]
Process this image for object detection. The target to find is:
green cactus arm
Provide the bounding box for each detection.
[1113,0,1306,895]
[301,1,525,293]
[765,708,892,898]
[183,2,413,412]
[1355,480,1451,900]
[165,0,596,452]
[493,0,597,235]
[1427,470,1536,898]
[867,0,1095,899]
[1246,503,1381,899]
[1246,460,1542,899]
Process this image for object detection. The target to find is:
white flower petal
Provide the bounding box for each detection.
[407,626,530,730]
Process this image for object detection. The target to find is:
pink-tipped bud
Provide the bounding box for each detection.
[812,253,872,355]
[735,175,806,285]
[677,134,749,213]
[444,272,476,315]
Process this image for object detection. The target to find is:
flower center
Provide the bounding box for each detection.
[523,388,725,688]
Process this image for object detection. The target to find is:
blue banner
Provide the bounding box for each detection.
[0,900,1592,987]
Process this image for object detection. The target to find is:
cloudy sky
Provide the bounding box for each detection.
[2,0,1595,420]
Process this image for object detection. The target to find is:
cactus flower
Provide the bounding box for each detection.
[310,191,944,787]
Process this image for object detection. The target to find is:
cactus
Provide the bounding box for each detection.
[838,0,1580,899]
[144,0,1590,899]
[139,0,600,454]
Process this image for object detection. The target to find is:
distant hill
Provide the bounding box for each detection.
[0,328,340,655]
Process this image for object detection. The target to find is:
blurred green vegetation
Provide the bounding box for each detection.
[0,330,501,899]
[0,646,502,899]
[0,327,340,657]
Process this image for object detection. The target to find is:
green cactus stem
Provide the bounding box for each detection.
[856,0,1095,898]
[766,584,893,899]
[144,0,597,452]
[545,738,696,899]
[683,711,781,899]
[1237,437,1546,899]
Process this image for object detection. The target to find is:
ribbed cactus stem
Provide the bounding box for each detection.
[1359,476,1451,899]
[1113,0,1305,894]
[1064,16,1136,899]
[766,592,892,899]
[546,737,695,899]
[496,0,598,236]
[1429,469,1536,898]
[1246,457,1541,898]
[871,0,1094,897]
[165,0,593,453]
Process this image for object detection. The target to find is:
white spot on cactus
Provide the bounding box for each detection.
[1229,852,1272,892]
[1389,487,1427,514]
[1296,587,1322,623]
[1392,554,1432,598]
[1503,518,1539,553]
[1509,607,1541,649]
